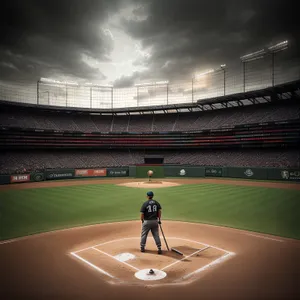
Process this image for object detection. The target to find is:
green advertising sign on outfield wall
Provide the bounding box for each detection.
[227,167,268,180]
[31,172,44,182]
[45,169,75,180]
[164,166,205,177]
[107,168,129,177]
[268,169,300,181]
[205,167,223,177]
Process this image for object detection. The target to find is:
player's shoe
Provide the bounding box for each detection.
[158,249,162,254]
[141,247,145,252]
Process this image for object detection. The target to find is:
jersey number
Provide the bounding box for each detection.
[146,205,157,213]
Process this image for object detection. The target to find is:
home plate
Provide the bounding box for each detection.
[114,253,136,262]
[135,269,167,281]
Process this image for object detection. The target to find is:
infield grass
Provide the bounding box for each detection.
[1,183,299,240]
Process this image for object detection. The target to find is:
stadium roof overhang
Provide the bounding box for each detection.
[197,79,300,110]
[0,79,299,115]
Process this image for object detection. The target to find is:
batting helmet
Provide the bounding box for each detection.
[147,191,154,197]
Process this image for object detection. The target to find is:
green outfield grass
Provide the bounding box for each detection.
[0,183,299,240]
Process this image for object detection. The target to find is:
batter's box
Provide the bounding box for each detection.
[70,237,236,286]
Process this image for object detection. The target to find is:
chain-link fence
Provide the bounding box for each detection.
[0,56,299,109]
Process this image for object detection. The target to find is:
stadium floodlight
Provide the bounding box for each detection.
[155,80,169,85]
[268,40,288,53]
[240,49,266,92]
[135,82,150,87]
[134,80,169,106]
[268,40,289,87]
[194,69,214,79]
[84,82,113,88]
[191,69,213,102]
[193,65,227,97]
[240,49,266,62]
[39,77,78,86]
[135,80,169,87]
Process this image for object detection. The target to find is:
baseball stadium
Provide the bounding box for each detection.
[1,49,300,299]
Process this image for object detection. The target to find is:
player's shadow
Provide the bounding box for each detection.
[171,245,199,255]
[140,246,202,260]
[141,249,183,260]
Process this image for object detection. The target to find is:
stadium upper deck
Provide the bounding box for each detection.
[0,80,299,133]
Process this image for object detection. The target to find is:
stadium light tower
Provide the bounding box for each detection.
[220,64,227,96]
[192,65,226,100]
[192,69,214,102]
[134,81,169,106]
[84,82,114,109]
[37,78,79,107]
[267,40,289,87]
[240,49,266,92]
[37,79,41,105]
[65,81,79,107]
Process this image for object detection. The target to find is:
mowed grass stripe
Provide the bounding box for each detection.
[164,186,300,237]
[1,184,299,240]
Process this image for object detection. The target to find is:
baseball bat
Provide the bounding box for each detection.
[159,223,170,251]
[159,223,183,256]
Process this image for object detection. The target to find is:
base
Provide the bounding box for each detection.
[134,269,167,281]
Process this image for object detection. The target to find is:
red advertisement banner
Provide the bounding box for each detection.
[75,169,107,177]
[10,174,31,183]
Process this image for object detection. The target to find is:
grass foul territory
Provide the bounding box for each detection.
[0,183,299,240]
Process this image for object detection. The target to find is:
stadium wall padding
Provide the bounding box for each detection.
[129,166,136,177]
[226,167,268,180]
[136,166,164,178]
[0,175,10,185]
[1,166,299,185]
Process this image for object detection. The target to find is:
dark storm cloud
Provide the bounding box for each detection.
[113,72,140,88]
[1,0,299,85]
[0,0,123,81]
[120,0,300,80]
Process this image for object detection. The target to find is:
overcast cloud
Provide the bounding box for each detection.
[1,0,299,87]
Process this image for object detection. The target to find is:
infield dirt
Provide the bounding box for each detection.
[1,177,299,190]
[1,220,300,300]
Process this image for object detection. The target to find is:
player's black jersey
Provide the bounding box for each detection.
[140,199,162,220]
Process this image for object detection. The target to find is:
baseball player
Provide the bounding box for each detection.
[140,191,162,254]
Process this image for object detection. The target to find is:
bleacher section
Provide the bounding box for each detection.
[0,149,299,175]
[1,101,299,133]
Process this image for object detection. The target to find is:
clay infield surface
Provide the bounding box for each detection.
[1,178,300,300]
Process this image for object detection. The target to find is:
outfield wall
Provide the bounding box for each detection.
[1,166,299,185]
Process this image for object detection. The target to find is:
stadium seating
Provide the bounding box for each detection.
[0,99,299,175]
[1,102,299,132]
[0,149,299,175]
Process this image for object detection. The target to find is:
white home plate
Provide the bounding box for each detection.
[135,269,167,281]
[114,253,136,262]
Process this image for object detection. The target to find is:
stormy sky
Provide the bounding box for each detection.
[1,0,299,88]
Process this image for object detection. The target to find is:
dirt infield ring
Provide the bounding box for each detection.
[1,177,300,191]
[1,220,300,300]
[1,178,300,299]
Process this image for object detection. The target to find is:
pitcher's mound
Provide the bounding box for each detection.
[116,181,181,188]
[143,180,163,184]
